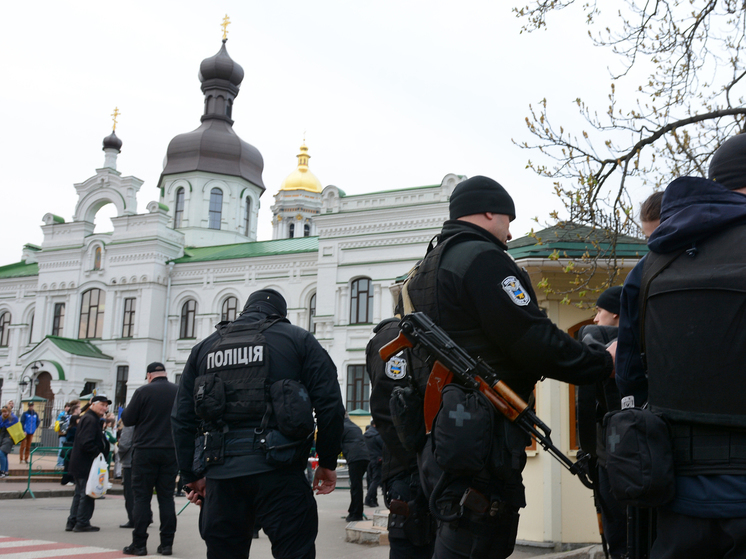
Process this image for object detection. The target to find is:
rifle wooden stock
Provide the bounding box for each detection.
[424,361,452,434]
[475,377,520,422]
[379,331,414,361]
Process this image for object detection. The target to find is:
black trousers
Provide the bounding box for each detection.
[131,447,177,548]
[651,508,746,559]
[347,460,369,519]
[386,474,435,559]
[123,467,134,524]
[201,468,318,559]
[598,465,627,559]
[68,477,96,528]
[365,460,381,505]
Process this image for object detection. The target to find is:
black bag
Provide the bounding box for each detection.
[270,379,315,440]
[261,429,313,468]
[603,408,675,507]
[431,384,493,475]
[390,384,427,453]
[194,373,226,422]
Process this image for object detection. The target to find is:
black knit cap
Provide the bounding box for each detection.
[708,133,746,191]
[596,286,622,315]
[449,176,516,221]
[244,288,287,317]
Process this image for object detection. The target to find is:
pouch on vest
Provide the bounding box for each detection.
[193,373,226,423]
[603,408,675,507]
[431,384,492,475]
[269,379,315,440]
[390,383,426,453]
[261,429,313,468]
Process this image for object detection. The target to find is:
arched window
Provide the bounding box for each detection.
[180,300,197,339]
[174,187,185,229]
[350,278,374,324]
[79,289,106,339]
[28,312,34,344]
[0,312,10,347]
[308,293,316,333]
[208,188,223,230]
[244,198,251,236]
[304,223,311,237]
[289,223,295,238]
[93,246,102,270]
[221,297,238,322]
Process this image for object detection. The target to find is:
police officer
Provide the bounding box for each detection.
[616,134,746,558]
[404,175,615,559]
[366,310,435,559]
[171,289,345,559]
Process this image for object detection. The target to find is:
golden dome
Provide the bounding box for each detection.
[279,143,323,193]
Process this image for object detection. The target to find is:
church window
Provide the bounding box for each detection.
[304,224,310,237]
[121,298,136,338]
[346,364,369,412]
[208,188,223,230]
[221,297,238,322]
[0,312,10,347]
[93,246,102,270]
[115,366,129,409]
[350,278,374,324]
[52,303,65,337]
[289,223,295,238]
[308,293,316,333]
[79,289,105,339]
[28,313,34,345]
[244,198,251,236]
[174,188,185,228]
[180,300,197,339]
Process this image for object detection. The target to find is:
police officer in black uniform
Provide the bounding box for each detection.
[404,176,615,559]
[171,289,345,559]
[366,309,435,559]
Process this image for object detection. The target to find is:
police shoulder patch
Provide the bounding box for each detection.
[385,354,407,380]
[501,276,530,306]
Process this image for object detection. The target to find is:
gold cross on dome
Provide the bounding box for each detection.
[221,15,231,40]
[111,107,120,130]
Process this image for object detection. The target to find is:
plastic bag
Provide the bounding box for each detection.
[85,453,109,499]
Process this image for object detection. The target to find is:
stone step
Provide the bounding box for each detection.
[372,509,388,528]
[345,519,389,546]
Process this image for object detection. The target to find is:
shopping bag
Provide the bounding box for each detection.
[85,453,109,499]
[7,421,25,444]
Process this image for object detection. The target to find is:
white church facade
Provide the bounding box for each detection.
[0,37,648,546]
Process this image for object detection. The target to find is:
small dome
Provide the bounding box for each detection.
[103,130,122,152]
[280,144,323,193]
[199,40,244,87]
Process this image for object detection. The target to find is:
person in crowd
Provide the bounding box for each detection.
[118,424,135,529]
[121,362,179,557]
[66,395,110,533]
[616,133,746,558]
[0,406,19,477]
[364,420,383,508]
[172,289,344,559]
[402,175,615,558]
[56,402,74,468]
[341,416,370,522]
[640,191,663,238]
[19,402,39,464]
[60,403,81,485]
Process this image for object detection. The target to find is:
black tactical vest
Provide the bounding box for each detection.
[643,224,746,474]
[199,318,284,426]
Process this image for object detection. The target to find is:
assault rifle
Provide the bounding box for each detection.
[380,312,593,490]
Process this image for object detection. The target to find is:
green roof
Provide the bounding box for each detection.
[173,237,319,264]
[45,336,113,360]
[0,261,39,279]
[508,223,649,260]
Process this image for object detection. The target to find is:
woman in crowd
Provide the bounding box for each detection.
[0,406,19,477]
[60,403,81,485]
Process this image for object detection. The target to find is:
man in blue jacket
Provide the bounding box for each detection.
[616,133,746,558]
[20,402,39,464]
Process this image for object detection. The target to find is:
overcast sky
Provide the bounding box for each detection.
[0,1,649,266]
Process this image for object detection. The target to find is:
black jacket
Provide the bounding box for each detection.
[341,418,369,464]
[68,411,109,479]
[407,220,613,399]
[172,309,345,484]
[122,376,178,449]
[364,425,383,462]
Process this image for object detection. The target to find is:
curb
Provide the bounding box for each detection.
[0,486,124,500]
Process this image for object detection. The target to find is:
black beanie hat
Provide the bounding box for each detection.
[449,176,516,221]
[596,286,622,315]
[708,133,746,191]
[244,288,287,317]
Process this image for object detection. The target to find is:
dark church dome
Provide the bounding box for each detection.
[103,130,122,152]
[198,40,244,88]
